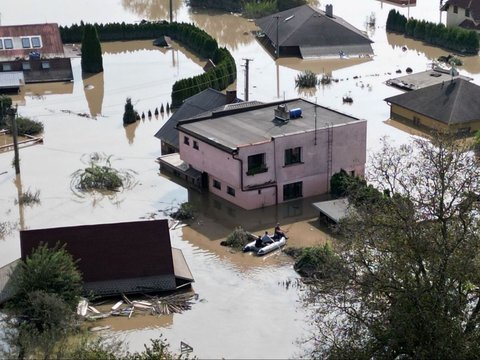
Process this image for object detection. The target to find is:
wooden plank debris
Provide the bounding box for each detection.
[111,300,123,311]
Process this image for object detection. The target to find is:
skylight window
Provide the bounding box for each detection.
[31,36,41,48]
[21,38,31,48]
[4,39,13,49]
[284,15,295,22]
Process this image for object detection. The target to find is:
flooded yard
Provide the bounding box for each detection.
[1,0,480,358]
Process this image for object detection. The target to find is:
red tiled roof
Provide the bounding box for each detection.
[0,23,64,60]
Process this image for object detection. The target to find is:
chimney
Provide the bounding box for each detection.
[325,4,333,17]
[226,89,237,104]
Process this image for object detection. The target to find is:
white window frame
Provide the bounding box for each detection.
[21,37,31,49]
[31,36,41,48]
[3,38,13,50]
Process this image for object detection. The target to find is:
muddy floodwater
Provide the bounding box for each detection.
[1,0,480,358]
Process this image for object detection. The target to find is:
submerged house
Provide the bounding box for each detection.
[255,4,373,59]
[20,219,194,296]
[0,23,73,92]
[155,88,240,155]
[441,0,480,31]
[384,78,480,135]
[160,98,366,210]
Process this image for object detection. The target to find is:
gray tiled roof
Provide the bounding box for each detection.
[255,4,373,49]
[154,88,230,149]
[384,78,480,125]
[178,98,363,152]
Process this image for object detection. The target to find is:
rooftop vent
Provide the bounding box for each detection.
[325,4,333,18]
[274,104,289,121]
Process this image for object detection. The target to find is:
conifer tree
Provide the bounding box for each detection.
[81,24,103,73]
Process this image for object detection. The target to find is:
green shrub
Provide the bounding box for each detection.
[170,202,195,220]
[7,116,43,136]
[9,244,83,316]
[295,70,318,88]
[220,226,254,249]
[288,244,345,279]
[243,1,278,18]
[123,97,138,125]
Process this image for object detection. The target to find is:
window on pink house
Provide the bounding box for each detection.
[283,181,302,201]
[247,153,267,175]
[227,186,235,196]
[285,147,302,165]
[213,179,221,190]
[184,136,190,145]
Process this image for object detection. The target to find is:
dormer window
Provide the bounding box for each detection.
[31,36,41,48]
[21,38,31,48]
[453,5,458,13]
[4,39,13,49]
[466,8,470,17]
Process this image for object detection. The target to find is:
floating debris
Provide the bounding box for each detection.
[89,325,111,332]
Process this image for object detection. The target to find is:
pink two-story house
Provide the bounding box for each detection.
[175,98,366,210]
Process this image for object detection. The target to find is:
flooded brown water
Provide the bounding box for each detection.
[1,0,480,358]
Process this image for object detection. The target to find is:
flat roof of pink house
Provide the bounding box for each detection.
[178,98,363,152]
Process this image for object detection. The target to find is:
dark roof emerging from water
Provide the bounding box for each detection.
[20,219,174,283]
[255,4,372,53]
[154,88,234,149]
[178,98,363,153]
[384,78,480,125]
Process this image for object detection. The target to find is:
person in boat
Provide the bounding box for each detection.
[261,231,273,245]
[255,235,264,248]
[273,223,287,240]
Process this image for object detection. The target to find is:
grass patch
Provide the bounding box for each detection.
[15,188,41,206]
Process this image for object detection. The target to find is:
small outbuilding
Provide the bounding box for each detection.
[384,78,480,135]
[312,198,350,225]
[19,219,194,297]
[255,4,373,59]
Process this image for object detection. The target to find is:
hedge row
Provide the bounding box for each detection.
[386,10,479,54]
[59,21,236,106]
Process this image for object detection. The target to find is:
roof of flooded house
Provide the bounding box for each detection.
[155,88,239,149]
[255,4,373,51]
[177,98,363,152]
[0,23,65,61]
[312,198,350,223]
[384,78,480,125]
[442,0,480,22]
[386,69,473,91]
[20,219,175,283]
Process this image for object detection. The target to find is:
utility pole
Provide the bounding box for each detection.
[243,58,253,101]
[9,106,20,175]
[274,15,280,59]
[169,0,173,23]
